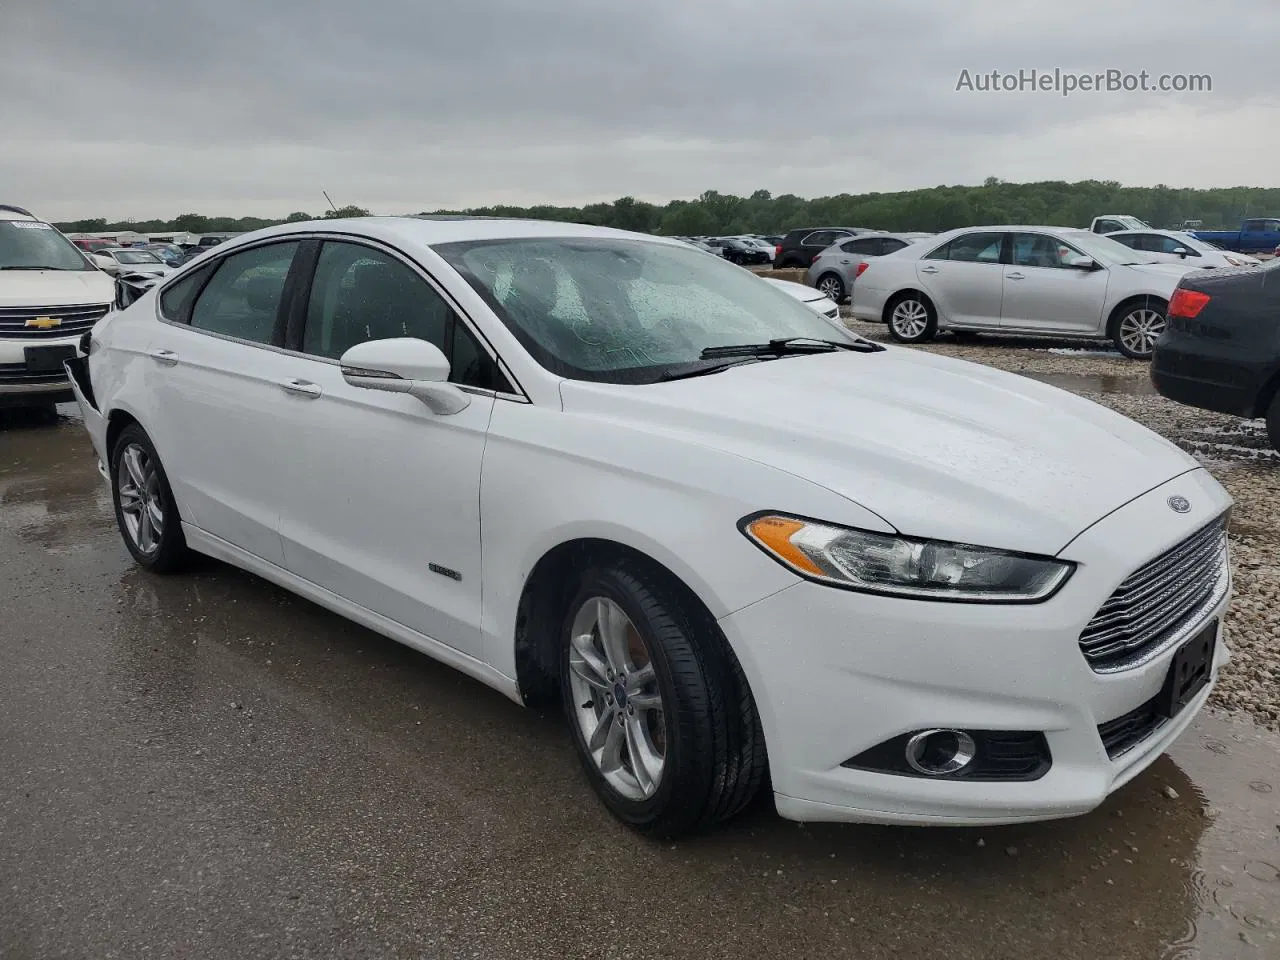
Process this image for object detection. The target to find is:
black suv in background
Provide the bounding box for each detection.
[1151,261,1280,450]
[774,227,877,268]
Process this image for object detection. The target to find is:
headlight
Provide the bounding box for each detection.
[741,514,1073,603]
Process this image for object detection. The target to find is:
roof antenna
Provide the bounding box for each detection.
[322,190,338,215]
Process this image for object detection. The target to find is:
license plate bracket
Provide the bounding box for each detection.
[24,345,77,373]
[1160,619,1217,719]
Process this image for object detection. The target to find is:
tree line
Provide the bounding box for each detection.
[52,179,1280,237]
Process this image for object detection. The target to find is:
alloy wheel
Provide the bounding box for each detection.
[891,299,930,339]
[567,596,667,801]
[116,442,165,555]
[1118,308,1165,358]
[818,276,844,302]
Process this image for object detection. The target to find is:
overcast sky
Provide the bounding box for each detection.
[5,0,1277,221]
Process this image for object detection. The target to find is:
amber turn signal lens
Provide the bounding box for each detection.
[744,515,825,576]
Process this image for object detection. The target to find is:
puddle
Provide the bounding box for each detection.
[1159,711,1280,957]
[1022,371,1159,396]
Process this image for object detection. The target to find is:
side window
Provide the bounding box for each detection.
[189,242,298,343]
[158,262,216,323]
[848,238,881,255]
[1110,234,1139,250]
[948,232,1005,264]
[838,240,860,253]
[803,231,837,248]
[1159,236,1197,255]
[302,241,505,390]
[1098,219,1123,233]
[879,238,908,254]
[1243,220,1265,233]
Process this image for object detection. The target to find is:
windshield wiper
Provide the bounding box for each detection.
[700,336,883,359]
[654,358,761,382]
[0,264,72,271]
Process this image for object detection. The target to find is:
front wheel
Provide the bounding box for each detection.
[886,293,938,343]
[1110,300,1167,360]
[110,423,190,572]
[559,560,766,837]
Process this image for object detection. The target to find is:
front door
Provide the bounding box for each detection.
[272,239,509,658]
[1000,232,1111,334]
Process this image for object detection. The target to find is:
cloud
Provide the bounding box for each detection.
[4,0,1278,220]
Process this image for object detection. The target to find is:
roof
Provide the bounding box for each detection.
[219,215,683,252]
[0,204,37,221]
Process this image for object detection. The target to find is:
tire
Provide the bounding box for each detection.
[559,558,767,838]
[815,273,846,304]
[1109,298,1167,360]
[885,292,938,343]
[110,423,190,572]
[1267,393,1280,452]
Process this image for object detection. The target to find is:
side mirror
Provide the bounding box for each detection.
[1172,247,1189,258]
[1064,255,1100,270]
[339,338,470,416]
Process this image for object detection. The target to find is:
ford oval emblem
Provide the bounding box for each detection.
[1167,496,1192,514]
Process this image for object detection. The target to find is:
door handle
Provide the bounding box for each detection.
[147,348,179,365]
[839,259,852,264]
[280,378,323,398]
[919,265,939,274]
[1006,272,1026,280]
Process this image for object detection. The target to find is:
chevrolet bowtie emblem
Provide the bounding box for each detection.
[26,316,61,329]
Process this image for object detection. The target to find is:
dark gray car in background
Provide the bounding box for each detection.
[805,231,934,303]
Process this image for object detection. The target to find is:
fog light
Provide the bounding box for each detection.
[904,728,976,776]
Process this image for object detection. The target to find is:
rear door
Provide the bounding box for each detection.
[144,240,305,565]
[1000,232,1110,334]
[914,231,1007,328]
[270,238,505,658]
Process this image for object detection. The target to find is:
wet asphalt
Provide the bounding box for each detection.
[2,407,1279,960]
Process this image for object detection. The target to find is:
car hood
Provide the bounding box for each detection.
[763,277,826,303]
[1122,261,1202,280]
[559,348,1200,555]
[0,269,116,307]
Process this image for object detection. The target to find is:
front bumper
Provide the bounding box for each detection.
[0,334,83,405]
[721,468,1232,825]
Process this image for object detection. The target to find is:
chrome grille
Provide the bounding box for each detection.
[0,303,110,340]
[1079,516,1229,672]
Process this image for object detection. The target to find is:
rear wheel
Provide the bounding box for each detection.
[816,273,846,304]
[886,293,938,344]
[1110,299,1167,360]
[559,559,766,837]
[110,423,190,572]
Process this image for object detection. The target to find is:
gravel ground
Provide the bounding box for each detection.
[841,316,1280,731]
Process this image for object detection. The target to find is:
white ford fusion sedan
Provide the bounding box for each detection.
[66,216,1232,836]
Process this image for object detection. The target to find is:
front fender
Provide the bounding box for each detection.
[478,401,892,680]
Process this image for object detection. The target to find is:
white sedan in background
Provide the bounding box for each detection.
[1106,229,1260,269]
[67,216,1231,836]
[762,276,841,325]
[852,226,1201,358]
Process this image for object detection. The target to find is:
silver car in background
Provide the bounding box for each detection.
[851,226,1201,359]
[805,232,933,304]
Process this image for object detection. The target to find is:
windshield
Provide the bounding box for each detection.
[0,220,94,270]
[436,237,854,383]
[1060,230,1153,265]
[114,250,163,264]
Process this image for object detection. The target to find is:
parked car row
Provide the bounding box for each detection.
[62,213,1232,839]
